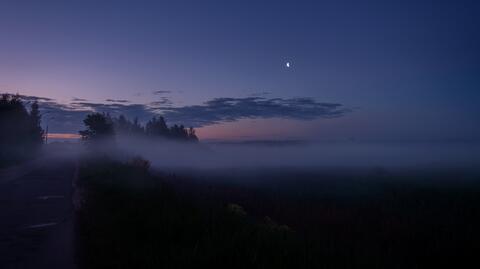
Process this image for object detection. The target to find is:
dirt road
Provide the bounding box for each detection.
[0,157,77,268]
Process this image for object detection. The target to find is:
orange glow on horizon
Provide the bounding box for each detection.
[196,118,312,141]
[47,133,82,139]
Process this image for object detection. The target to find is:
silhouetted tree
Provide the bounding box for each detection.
[168,124,189,140]
[115,115,129,132]
[131,117,144,134]
[79,113,115,141]
[145,116,169,137]
[29,101,44,145]
[113,115,145,135]
[107,114,199,142]
[188,127,198,141]
[0,94,44,165]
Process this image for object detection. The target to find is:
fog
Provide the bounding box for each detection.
[111,135,480,171]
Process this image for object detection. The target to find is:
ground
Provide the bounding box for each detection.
[0,156,77,269]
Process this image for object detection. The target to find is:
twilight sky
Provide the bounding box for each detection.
[1,0,479,141]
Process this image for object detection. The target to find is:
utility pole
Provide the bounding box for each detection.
[45,125,49,144]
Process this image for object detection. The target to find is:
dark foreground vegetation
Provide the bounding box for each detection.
[77,159,480,268]
[77,159,300,269]
[0,94,43,167]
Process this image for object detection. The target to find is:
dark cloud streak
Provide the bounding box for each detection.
[150,97,173,106]
[105,99,130,103]
[72,97,88,102]
[152,90,172,95]
[159,97,349,127]
[12,94,349,133]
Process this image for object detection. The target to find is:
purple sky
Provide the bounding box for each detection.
[1,0,479,141]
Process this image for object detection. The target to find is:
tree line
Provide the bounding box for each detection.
[0,93,199,165]
[80,113,198,142]
[0,94,44,166]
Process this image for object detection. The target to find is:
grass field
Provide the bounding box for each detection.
[77,159,303,269]
[77,159,480,268]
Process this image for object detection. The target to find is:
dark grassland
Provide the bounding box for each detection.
[77,161,480,268]
[77,159,300,269]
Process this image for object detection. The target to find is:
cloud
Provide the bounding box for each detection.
[17,94,54,102]
[38,104,91,133]
[68,102,155,121]
[15,98,154,133]
[153,90,172,95]
[11,93,349,133]
[249,91,272,97]
[72,97,88,102]
[105,99,130,103]
[149,97,173,106]
[158,97,349,127]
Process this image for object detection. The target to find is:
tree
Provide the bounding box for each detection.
[29,101,44,145]
[145,116,169,137]
[0,94,44,165]
[168,124,189,140]
[113,115,144,135]
[131,117,144,134]
[115,114,129,132]
[188,127,198,141]
[79,113,115,141]
[108,114,199,142]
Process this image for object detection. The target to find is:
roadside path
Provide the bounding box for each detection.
[0,157,77,269]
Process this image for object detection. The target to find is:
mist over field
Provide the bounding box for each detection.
[111,135,480,171]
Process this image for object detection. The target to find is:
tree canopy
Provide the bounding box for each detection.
[79,113,198,142]
[79,113,115,141]
[0,94,44,165]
